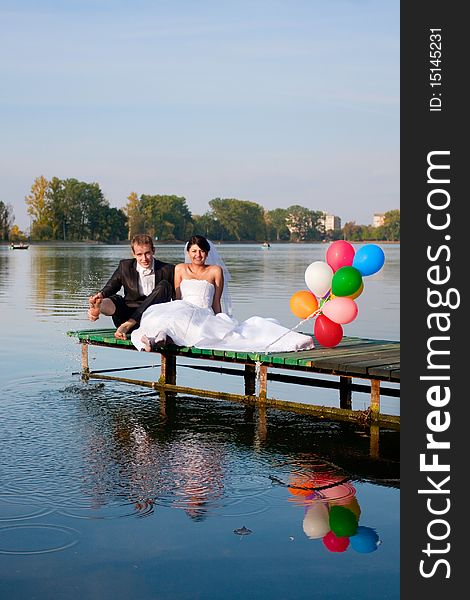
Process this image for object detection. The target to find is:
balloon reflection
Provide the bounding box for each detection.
[288,467,381,554]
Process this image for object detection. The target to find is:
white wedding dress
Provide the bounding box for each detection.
[131,279,314,353]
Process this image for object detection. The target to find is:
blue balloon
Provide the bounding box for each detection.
[350,526,380,553]
[352,244,385,276]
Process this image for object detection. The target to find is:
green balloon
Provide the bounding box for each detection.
[329,505,359,537]
[332,266,362,297]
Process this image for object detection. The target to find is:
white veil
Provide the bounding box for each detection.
[184,239,233,316]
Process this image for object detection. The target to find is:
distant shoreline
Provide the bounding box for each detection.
[1,239,400,247]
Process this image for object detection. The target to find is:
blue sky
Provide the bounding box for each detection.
[1,0,399,231]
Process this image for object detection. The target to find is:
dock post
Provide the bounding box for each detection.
[339,376,352,409]
[81,343,90,380]
[159,352,177,385]
[370,380,381,421]
[255,404,267,446]
[159,389,177,417]
[258,364,268,400]
[244,364,256,395]
[369,423,380,458]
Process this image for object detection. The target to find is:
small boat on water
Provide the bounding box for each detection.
[10,242,29,250]
[261,241,271,249]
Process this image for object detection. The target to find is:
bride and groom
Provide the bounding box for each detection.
[88,234,314,353]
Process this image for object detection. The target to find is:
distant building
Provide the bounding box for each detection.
[373,213,385,227]
[320,213,341,231]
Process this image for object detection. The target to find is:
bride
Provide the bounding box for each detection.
[130,235,314,353]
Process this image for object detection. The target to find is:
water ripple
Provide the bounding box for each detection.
[0,496,55,522]
[0,524,80,555]
[58,499,154,520]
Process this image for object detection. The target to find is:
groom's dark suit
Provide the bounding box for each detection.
[99,257,175,326]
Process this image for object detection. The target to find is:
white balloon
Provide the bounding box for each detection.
[304,261,333,297]
[302,502,331,539]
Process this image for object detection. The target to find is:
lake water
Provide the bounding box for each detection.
[0,243,400,600]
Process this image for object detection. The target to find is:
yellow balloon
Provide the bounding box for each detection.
[331,281,364,300]
[349,281,364,300]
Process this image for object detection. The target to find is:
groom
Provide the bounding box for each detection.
[87,233,175,340]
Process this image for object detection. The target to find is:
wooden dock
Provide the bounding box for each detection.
[68,328,400,427]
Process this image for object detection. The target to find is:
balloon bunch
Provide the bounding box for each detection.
[290,241,385,348]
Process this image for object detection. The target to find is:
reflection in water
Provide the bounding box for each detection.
[29,248,102,318]
[1,377,399,518]
[62,384,398,531]
[0,252,8,299]
[287,470,381,554]
[169,436,225,520]
[107,414,226,521]
[73,388,228,521]
[0,374,398,598]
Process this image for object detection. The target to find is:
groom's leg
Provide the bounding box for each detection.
[131,280,173,323]
[110,295,134,327]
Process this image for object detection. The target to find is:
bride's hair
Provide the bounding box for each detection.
[185,235,210,254]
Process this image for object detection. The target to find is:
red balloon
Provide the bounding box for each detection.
[323,530,350,553]
[326,241,355,272]
[314,314,343,348]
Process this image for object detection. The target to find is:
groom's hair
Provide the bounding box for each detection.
[131,234,155,252]
[186,235,210,253]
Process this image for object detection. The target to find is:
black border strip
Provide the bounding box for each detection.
[401,3,465,595]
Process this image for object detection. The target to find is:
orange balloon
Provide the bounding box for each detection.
[290,290,319,319]
[288,474,315,497]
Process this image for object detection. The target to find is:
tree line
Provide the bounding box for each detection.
[1,175,400,243]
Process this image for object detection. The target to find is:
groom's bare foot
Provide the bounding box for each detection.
[114,324,129,340]
[114,319,136,340]
[88,297,102,321]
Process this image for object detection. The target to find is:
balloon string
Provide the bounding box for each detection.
[263,306,323,353]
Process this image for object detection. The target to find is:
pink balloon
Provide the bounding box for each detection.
[322,297,358,324]
[326,241,355,272]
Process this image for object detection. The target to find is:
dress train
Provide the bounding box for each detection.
[130,279,314,353]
